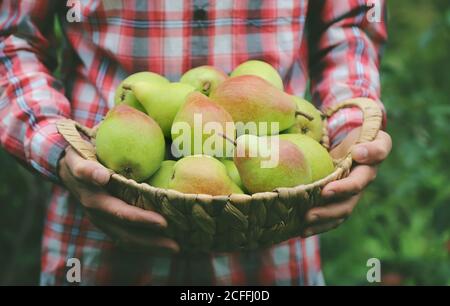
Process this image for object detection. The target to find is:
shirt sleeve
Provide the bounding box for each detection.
[307,0,388,147]
[0,0,70,181]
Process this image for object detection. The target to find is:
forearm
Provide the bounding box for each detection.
[307,0,388,146]
[0,1,70,181]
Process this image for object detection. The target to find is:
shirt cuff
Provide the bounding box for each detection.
[26,119,68,182]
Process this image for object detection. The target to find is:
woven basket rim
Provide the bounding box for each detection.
[56,97,382,202]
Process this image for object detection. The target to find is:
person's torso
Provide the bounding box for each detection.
[40,1,324,285]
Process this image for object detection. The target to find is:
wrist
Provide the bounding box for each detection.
[26,118,69,182]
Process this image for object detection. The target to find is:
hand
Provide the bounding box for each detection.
[58,147,179,254]
[302,127,392,237]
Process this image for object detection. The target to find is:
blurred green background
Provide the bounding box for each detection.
[0,0,449,285]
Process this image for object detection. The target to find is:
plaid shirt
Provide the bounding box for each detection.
[0,0,386,285]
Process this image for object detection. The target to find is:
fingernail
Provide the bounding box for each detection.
[354,146,368,160]
[93,168,109,185]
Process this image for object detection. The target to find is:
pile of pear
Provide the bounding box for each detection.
[96,60,334,196]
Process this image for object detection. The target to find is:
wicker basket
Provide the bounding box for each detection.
[56,98,382,253]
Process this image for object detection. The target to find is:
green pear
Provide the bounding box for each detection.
[230,60,284,90]
[279,134,334,181]
[168,155,244,195]
[180,65,228,96]
[285,96,324,142]
[96,105,165,182]
[127,82,196,138]
[114,72,169,112]
[221,159,245,191]
[171,92,236,158]
[233,134,312,193]
[147,160,176,188]
[210,75,296,136]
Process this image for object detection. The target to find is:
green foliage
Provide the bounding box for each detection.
[0,0,449,285]
[0,150,49,285]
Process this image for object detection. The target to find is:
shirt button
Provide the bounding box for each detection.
[194,8,207,20]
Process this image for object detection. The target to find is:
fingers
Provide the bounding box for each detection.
[87,211,179,255]
[303,195,360,237]
[64,147,111,186]
[83,192,168,230]
[305,194,361,224]
[322,165,377,198]
[352,130,392,165]
[62,147,167,232]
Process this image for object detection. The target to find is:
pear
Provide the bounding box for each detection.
[230,60,284,90]
[285,96,324,142]
[180,65,228,96]
[126,82,195,138]
[95,105,165,182]
[171,92,235,158]
[221,159,245,191]
[234,134,312,193]
[210,75,297,136]
[279,134,334,181]
[168,155,244,195]
[147,160,176,188]
[114,72,169,112]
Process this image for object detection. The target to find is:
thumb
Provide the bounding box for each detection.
[351,131,392,165]
[90,163,111,186]
[351,145,369,162]
[65,147,111,186]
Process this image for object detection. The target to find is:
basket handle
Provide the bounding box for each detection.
[56,119,98,161]
[324,98,383,145]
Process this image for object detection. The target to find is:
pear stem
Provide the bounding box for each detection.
[319,111,327,120]
[120,92,126,102]
[295,110,314,121]
[219,133,237,147]
[120,84,133,102]
[122,84,132,91]
[202,81,211,93]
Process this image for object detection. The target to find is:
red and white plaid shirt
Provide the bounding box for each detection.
[0,0,386,285]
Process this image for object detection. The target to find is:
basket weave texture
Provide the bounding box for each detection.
[57,98,382,253]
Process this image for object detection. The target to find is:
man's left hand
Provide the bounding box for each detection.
[302,127,392,237]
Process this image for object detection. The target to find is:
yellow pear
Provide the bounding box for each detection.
[279,134,334,181]
[285,96,324,142]
[96,105,165,182]
[114,72,169,112]
[169,155,244,195]
[147,160,176,188]
[231,60,284,90]
[233,134,312,193]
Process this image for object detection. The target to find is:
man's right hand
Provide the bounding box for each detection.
[58,147,179,254]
